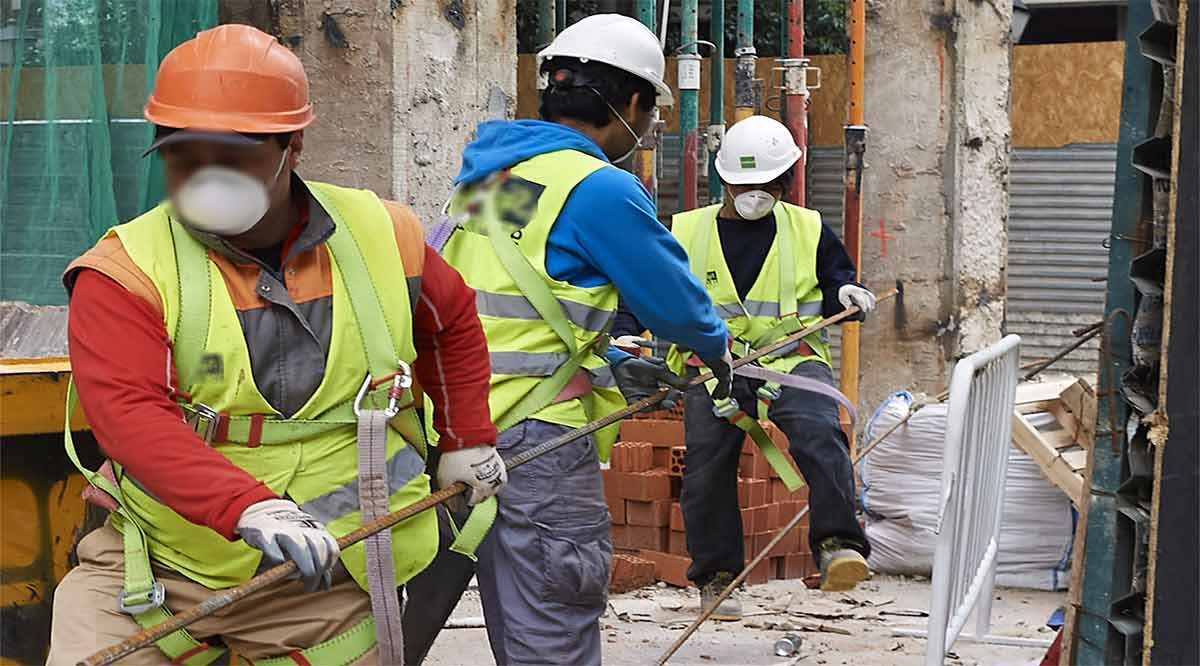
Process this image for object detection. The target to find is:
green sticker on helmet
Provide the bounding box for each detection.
[739,156,757,169]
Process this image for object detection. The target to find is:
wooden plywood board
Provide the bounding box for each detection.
[1012,411,1086,504]
[1012,42,1125,147]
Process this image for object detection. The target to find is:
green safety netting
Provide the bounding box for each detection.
[1,0,216,305]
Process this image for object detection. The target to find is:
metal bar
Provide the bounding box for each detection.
[634,0,659,207]
[554,0,566,33]
[783,0,807,206]
[1071,1,1155,662]
[536,0,555,47]
[679,0,699,210]
[708,0,725,204]
[838,0,867,452]
[0,118,148,125]
[892,629,1054,650]
[733,0,756,121]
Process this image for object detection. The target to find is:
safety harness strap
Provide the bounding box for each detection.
[357,408,405,664]
[65,383,225,664]
[700,375,805,493]
[252,617,377,666]
[774,207,798,320]
[169,219,211,393]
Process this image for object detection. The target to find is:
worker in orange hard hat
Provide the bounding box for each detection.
[48,24,501,665]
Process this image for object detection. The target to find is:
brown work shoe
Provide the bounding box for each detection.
[818,538,870,592]
[699,572,743,621]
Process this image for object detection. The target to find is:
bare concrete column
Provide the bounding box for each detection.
[947,0,1012,355]
[393,1,517,222]
[219,0,517,223]
[859,0,1011,411]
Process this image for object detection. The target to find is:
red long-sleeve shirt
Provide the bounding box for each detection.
[68,245,495,539]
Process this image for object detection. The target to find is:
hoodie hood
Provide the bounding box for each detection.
[454,120,610,186]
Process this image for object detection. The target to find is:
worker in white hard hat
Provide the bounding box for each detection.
[614,115,875,619]
[434,13,733,666]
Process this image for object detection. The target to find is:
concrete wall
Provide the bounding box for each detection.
[857,0,1012,412]
[219,0,517,223]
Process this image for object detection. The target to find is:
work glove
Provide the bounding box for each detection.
[613,355,690,410]
[236,499,340,593]
[700,348,735,401]
[437,446,508,507]
[838,284,877,315]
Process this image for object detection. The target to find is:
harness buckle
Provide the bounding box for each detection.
[354,360,414,418]
[757,383,782,403]
[119,581,165,615]
[185,403,220,443]
[711,396,740,419]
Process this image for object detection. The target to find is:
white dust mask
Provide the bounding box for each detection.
[733,189,777,220]
[173,149,289,236]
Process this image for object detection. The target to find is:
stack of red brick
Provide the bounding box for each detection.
[604,414,817,592]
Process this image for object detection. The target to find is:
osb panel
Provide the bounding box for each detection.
[1012,42,1124,147]
[518,54,848,146]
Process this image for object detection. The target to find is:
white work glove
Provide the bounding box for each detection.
[437,446,508,506]
[700,347,735,401]
[236,499,340,592]
[838,284,877,314]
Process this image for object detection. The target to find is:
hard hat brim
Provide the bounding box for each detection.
[142,129,266,157]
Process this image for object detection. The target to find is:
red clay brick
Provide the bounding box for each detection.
[619,419,685,448]
[609,498,626,525]
[755,506,770,533]
[668,529,689,557]
[668,446,687,476]
[616,470,672,501]
[652,446,671,469]
[738,478,767,508]
[780,553,808,579]
[765,503,782,531]
[742,558,771,585]
[610,553,656,593]
[612,525,669,551]
[626,499,673,527]
[739,446,773,480]
[669,502,685,531]
[610,442,632,472]
[640,550,693,588]
[770,556,786,580]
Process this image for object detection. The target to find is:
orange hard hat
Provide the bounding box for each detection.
[143,24,314,135]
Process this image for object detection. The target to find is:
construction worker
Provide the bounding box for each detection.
[436,14,733,666]
[48,25,504,665]
[614,115,875,619]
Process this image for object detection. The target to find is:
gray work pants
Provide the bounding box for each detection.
[476,418,612,666]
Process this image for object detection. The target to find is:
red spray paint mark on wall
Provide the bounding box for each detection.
[870,218,896,257]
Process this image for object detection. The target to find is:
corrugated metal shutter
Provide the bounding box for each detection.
[1006,145,1116,377]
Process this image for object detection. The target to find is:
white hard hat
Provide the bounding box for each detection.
[538,14,674,107]
[715,116,802,185]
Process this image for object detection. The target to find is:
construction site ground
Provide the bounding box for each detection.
[425,574,1062,665]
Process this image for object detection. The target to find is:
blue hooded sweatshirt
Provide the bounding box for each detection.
[454,119,728,363]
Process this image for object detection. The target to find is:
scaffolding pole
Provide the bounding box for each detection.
[537,0,555,46]
[707,0,725,204]
[679,0,700,210]
[634,0,659,207]
[781,0,811,206]
[839,0,867,449]
[734,0,756,122]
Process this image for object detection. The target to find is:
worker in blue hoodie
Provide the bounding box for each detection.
[436,13,733,666]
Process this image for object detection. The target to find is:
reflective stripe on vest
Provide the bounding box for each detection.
[440,150,627,458]
[669,201,830,374]
[100,181,437,591]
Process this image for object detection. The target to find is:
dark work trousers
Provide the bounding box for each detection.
[680,360,869,587]
[476,418,612,666]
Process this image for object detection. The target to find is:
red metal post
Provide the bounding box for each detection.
[784,0,807,206]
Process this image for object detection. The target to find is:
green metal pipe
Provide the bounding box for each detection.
[634,0,659,206]
[555,0,566,33]
[680,0,699,210]
[537,0,555,47]
[734,0,756,118]
[637,0,656,30]
[708,0,725,203]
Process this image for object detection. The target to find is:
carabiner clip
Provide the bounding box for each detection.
[711,396,740,419]
[354,360,414,418]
